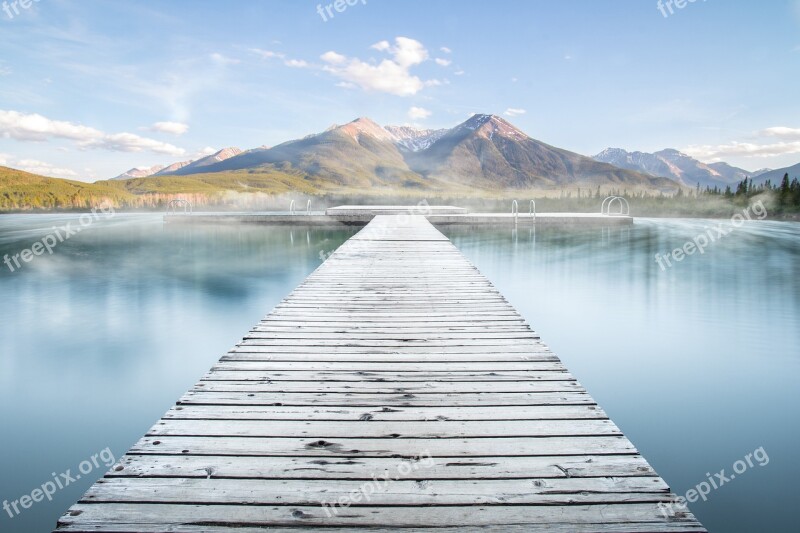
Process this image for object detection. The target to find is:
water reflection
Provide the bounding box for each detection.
[0,214,356,532]
[444,219,800,533]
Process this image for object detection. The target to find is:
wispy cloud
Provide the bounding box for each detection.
[320,37,437,96]
[408,106,432,120]
[504,108,527,117]
[149,121,189,136]
[1,154,79,178]
[84,133,186,155]
[440,47,452,54]
[684,126,800,161]
[0,110,103,142]
[250,48,285,60]
[210,53,240,66]
[0,110,185,156]
[435,58,451,67]
[683,141,800,160]
[284,59,309,68]
[15,158,79,178]
[760,126,800,140]
[250,48,308,69]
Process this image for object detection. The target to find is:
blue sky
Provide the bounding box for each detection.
[1,0,799,181]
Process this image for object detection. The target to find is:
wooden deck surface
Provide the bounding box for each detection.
[56,215,705,532]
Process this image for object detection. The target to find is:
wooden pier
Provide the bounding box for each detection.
[57,215,704,532]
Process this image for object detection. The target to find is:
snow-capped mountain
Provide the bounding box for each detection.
[157,147,243,176]
[594,148,752,188]
[384,126,448,152]
[112,165,165,180]
[109,115,680,193]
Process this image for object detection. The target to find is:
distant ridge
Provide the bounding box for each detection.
[115,115,680,193]
[158,147,243,176]
[593,148,755,188]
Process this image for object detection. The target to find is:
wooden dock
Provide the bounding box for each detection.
[57,215,704,532]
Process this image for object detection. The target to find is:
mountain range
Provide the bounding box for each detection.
[592,148,772,189]
[114,147,243,180]
[111,115,681,194]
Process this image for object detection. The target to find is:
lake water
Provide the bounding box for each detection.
[0,214,797,532]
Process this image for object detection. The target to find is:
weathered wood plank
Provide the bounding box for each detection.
[109,453,655,480]
[146,419,620,438]
[82,477,670,505]
[162,404,606,421]
[177,391,596,406]
[56,215,704,532]
[202,369,571,381]
[129,435,639,456]
[57,503,703,530]
[189,380,583,394]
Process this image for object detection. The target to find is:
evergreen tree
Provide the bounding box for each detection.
[780,173,790,206]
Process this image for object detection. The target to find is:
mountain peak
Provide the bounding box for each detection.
[335,117,395,142]
[594,147,750,187]
[112,164,165,180]
[455,114,528,141]
[384,125,448,152]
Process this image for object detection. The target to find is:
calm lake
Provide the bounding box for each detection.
[0,214,797,532]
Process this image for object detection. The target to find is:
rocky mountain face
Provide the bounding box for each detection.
[594,148,752,188]
[110,116,683,193]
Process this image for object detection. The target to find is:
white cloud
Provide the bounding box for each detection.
[683,141,800,161]
[250,48,285,60]
[440,47,452,54]
[197,146,218,157]
[435,58,452,67]
[83,132,186,156]
[408,106,432,120]
[683,126,800,161]
[0,153,10,165]
[14,158,79,178]
[454,69,465,76]
[760,127,800,140]
[321,51,347,65]
[504,108,527,117]
[0,110,103,142]
[0,110,185,156]
[284,59,309,68]
[321,37,433,97]
[150,121,189,135]
[210,53,240,65]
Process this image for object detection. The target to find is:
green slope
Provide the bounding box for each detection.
[0,166,135,210]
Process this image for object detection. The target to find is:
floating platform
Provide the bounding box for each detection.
[165,205,633,226]
[57,215,700,531]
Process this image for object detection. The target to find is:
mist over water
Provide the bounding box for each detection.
[444,219,800,533]
[0,215,797,532]
[0,214,357,532]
